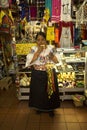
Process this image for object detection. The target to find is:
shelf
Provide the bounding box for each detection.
[66,58,85,63]
[59,87,84,92]
[18,71,31,74]
[17,87,84,101]
[19,87,30,92]
[18,96,29,100]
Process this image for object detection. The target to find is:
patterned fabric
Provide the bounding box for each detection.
[61,0,72,21]
[51,0,61,22]
[25,45,55,68]
[47,67,55,99]
[60,27,72,48]
[59,21,74,48]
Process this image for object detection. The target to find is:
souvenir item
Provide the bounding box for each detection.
[0,0,9,8]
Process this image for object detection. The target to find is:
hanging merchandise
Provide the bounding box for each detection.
[59,21,74,48]
[0,9,14,34]
[46,26,55,44]
[29,5,37,20]
[0,0,9,8]
[74,27,81,47]
[43,8,50,24]
[54,23,60,47]
[36,0,45,19]
[51,0,61,22]
[19,1,30,22]
[45,0,52,17]
[61,0,72,21]
[81,24,87,40]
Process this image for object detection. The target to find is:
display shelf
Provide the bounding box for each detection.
[60,87,84,92]
[16,87,84,101]
[58,87,84,101]
[17,87,30,100]
[56,49,85,101]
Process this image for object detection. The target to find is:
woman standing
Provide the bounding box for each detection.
[25,32,60,117]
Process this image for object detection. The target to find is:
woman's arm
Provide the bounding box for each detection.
[30,46,43,64]
[49,52,59,63]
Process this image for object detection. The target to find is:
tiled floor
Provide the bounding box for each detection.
[0,84,87,130]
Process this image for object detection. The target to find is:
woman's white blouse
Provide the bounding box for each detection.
[25,45,60,67]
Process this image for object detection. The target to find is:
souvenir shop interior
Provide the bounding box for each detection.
[0,0,87,130]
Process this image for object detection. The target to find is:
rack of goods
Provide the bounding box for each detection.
[15,43,36,100]
[56,49,85,101]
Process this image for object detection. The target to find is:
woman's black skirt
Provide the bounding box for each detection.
[29,69,60,111]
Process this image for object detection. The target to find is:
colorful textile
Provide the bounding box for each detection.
[45,0,52,17]
[51,0,61,22]
[47,68,55,99]
[54,26,60,47]
[29,6,37,19]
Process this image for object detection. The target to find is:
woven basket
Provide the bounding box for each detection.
[74,100,83,107]
[72,94,85,107]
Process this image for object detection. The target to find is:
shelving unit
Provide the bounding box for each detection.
[57,49,85,101]
[16,71,31,100]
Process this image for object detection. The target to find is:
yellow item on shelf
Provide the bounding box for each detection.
[16,43,36,55]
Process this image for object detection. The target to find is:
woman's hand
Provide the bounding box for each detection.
[30,46,44,64]
[37,45,46,54]
[37,46,43,54]
[49,52,59,63]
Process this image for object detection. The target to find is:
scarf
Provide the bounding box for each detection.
[47,67,56,99]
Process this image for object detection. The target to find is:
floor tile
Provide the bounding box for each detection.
[55,108,64,115]
[26,122,40,130]
[76,114,87,122]
[0,85,87,130]
[66,123,81,130]
[40,122,67,130]
[13,113,29,130]
[64,108,76,115]
[80,123,87,130]
[64,115,78,122]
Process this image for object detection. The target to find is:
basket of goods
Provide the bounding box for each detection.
[72,94,85,107]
